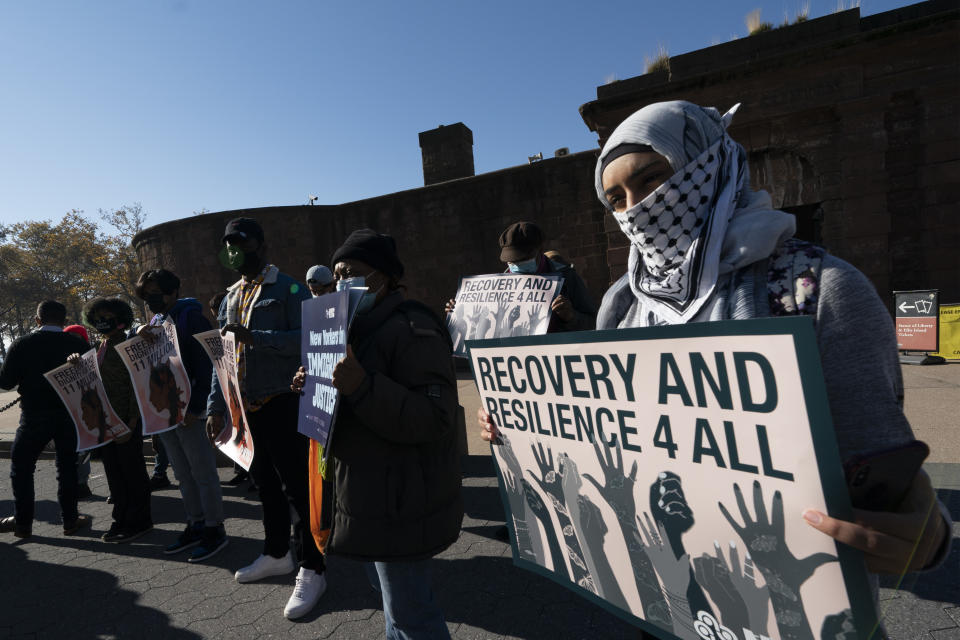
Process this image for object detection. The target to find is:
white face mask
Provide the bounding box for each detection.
[507,257,538,274]
[336,276,365,292]
[611,140,723,277]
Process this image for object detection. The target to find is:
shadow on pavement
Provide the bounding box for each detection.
[433,554,637,639]
[0,545,203,639]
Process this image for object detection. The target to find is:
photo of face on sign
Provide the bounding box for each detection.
[148,358,188,427]
[223,379,252,453]
[79,385,110,446]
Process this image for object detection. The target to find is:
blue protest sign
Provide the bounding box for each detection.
[298,290,350,447]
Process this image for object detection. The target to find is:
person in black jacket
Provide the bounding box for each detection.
[0,301,93,539]
[136,269,227,562]
[444,221,598,333]
[294,229,463,639]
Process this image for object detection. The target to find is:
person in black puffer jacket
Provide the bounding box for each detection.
[297,228,462,640]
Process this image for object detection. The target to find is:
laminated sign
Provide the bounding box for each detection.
[446,273,563,356]
[468,317,876,640]
[44,349,131,452]
[894,289,939,352]
[298,285,367,465]
[115,320,191,436]
[932,303,960,360]
[194,329,254,471]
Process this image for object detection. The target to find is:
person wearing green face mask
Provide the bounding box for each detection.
[444,220,598,333]
[207,217,326,621]
[292,228,463,640]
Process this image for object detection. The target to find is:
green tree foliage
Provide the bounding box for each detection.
[0,205,146,356]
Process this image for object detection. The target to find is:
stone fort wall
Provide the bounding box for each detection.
[133,150,607,321]
[135,0,958,320]
[580,0,959,305]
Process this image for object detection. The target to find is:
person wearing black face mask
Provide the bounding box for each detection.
[207,217,326,620]
[135,269,226,562]
[77,297,153,543]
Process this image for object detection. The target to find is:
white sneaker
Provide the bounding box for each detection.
[283,567,327,620]
[234,552,295,584]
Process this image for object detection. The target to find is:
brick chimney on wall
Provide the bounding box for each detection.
[418,123,474,186]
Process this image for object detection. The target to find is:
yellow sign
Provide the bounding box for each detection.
[932,303,960,360]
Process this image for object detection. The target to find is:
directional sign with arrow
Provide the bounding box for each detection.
[893,289,939,352]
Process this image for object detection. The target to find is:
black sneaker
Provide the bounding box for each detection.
[109,524,153,543]
[188,525,228,563]
[101,523,124,542]
[149,475,172,490]
[225,470,248,486]
[164,522,204,555]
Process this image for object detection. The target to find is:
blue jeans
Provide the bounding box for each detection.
[159,419,224,526]
[151,435,169,477]
[365,560,450,640]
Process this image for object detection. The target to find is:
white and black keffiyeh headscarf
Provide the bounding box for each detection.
[595,101,795,325]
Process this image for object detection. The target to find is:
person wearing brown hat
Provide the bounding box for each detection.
[207,217,327,620]
[293,228,462,639]
[445,221,597,332]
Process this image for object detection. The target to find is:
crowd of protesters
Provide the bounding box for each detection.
[0,99,951,639]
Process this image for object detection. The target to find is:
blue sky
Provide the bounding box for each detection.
[0,0,910,230]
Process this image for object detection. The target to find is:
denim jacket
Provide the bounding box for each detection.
[206,265,310,414]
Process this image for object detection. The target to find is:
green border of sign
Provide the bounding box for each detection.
[467,316,878,640]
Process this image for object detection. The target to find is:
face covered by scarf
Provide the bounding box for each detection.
[595,100,795,324]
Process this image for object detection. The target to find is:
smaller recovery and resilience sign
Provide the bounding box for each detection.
[894,289,939,352]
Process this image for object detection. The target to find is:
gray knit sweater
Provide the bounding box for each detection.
[598,253,952,587]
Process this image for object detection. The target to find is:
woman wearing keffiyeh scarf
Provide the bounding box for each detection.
[594,100,796,328]
[479,101,950,639]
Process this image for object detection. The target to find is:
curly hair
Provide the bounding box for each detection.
[81,297,134,330]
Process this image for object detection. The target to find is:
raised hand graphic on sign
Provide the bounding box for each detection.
[719,481,835,640]
[497,434,545,565]
[637,512,698,640]
[650,471,715,623]
[521,478,569,581]
[582,439,671,628]
[577,493,630,611]
[693,541,770,638]
[526,444,595,593]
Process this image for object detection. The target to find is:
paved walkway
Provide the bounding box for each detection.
[0,364,957,639]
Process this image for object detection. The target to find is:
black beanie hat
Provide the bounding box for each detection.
[331,229,405,279]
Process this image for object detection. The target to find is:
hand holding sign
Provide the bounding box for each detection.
[551,294,574,323]
[205,414,224,443]
[291,365,307,394]
[221,322,254,346]
[478,407,499,443]
[803,469,947,574]
[332,345,366,396]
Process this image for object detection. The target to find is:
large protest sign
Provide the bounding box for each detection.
[468,317,876,640]
[298,285,367,468]
[114,320,191,436]
[194,329,254,471]
[298,291,350,448]
[447,273,563,356]
[44,349,131,452]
